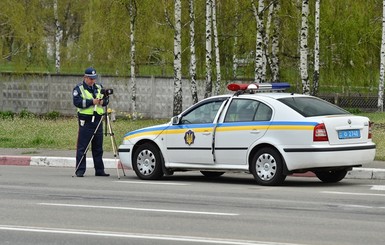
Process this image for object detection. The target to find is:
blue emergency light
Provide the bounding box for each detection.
[227,82,290,92]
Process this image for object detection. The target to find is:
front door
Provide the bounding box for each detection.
[165,98,226,164]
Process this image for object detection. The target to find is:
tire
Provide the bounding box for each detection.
[314,169,347,183]
[250,147,286,186]
[200,171,225,178]
[132,143,164,180]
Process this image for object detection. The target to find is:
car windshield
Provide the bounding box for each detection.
[278,96,349,117]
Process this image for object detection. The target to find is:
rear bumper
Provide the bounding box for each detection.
[283,144,376,171]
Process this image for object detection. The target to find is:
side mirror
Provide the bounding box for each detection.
[171,116,180,125]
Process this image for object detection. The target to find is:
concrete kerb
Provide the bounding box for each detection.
[29,156,124,169]
[347,167,385,180]
[1,155,384,180]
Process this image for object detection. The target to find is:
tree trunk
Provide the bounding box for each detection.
[313,0,320,96]
[189,0,198,104]
[378,0,385,112]
[54,0,62,74]
[212,0,221,95]
[252,0,265,83]
[232,0,239,80]
[173,0,183,116]
[129,0,138,119]
[270,0,280,82]
[300,0,310,94]
[205,0,213,98]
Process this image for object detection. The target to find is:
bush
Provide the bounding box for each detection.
[44,111,61,120]
[19,109,35,119]
[0,111,15,119]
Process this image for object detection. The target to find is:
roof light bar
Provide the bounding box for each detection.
[227,82,290,92]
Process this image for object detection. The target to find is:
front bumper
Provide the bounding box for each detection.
[118,144,133,169]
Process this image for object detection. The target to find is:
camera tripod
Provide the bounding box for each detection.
[73,105,126,179]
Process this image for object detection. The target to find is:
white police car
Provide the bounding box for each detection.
[118,83,376,186]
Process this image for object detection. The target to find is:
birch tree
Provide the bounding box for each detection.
[378,0,385,112]
[312,0,320,96]
[232,0,239,79]
[212,0,221,95]
[300,0,310,94]
[252,0,265,83]
[173,0,182,116]
[270,0,280,82]
[54,0,62,73]
[128,0,138,118]
[189,0,198,104]
[205,0,213,98]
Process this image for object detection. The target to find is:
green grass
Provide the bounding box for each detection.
[0,117,168,152]
[0,113,384,160]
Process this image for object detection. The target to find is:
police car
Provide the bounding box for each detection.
[118,83,376,186]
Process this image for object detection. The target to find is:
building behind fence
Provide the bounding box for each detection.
[0,73,380,119]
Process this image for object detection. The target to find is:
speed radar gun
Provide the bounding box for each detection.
[73,88,126,179]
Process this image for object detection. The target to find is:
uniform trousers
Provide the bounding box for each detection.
[75,115,105,175]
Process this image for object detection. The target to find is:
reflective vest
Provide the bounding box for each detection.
[77,84,104,115]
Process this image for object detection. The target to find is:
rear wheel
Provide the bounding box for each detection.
[133,143,164,180]
[200,171,225,178]
[250,147,286,186]
[314,169,347,183]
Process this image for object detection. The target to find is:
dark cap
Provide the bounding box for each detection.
[84,67,98,79]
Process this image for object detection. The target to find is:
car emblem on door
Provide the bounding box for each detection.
[184,130,195,146]
[348,119,352,124]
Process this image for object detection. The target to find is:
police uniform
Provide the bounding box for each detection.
[72,67,110,177]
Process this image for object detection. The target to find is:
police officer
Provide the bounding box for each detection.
[72,67,110,177]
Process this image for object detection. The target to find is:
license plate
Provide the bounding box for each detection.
[338,129,360,139]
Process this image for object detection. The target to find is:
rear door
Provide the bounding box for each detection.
[214,98,273,165]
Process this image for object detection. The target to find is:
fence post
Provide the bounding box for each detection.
[334,93,339,106]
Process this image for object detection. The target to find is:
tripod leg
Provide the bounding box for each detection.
[105,112,126,179]
[110,127,126,177]
[73,117,104,177]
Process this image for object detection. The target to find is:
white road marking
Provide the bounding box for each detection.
[370,185,385,191]
[38,203,238,216]
[0,225,306,245]
[321,191,385,197]
[114,180,189,186]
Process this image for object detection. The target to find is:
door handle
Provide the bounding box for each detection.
[203,131,211,135]
[250,129,260,134]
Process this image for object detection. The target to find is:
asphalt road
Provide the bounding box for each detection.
[0,166,384,245]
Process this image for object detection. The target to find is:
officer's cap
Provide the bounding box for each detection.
[84,67,98,79]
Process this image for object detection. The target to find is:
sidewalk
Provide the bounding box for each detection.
[0,148,385,180]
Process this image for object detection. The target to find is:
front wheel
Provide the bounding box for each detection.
[314,169,347,183]
[132,143,164,180]
[250,147,286,186]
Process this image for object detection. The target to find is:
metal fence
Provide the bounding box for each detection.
[320,94,379,111]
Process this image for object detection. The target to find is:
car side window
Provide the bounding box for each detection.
[254,102,272,121]
[181,100,224,124]
[224,99,272,122]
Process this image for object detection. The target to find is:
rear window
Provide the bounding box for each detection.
[278,97,349,117]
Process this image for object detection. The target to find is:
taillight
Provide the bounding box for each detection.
[313,123,328,142]
[368,121,373,139]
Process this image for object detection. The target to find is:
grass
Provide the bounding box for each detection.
[0,113,384,160]
[0,116,168,152]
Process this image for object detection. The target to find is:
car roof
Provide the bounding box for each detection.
[232,92,310,100]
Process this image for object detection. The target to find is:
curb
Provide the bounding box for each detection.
[0,156,126,169]
[1,155,385,180]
